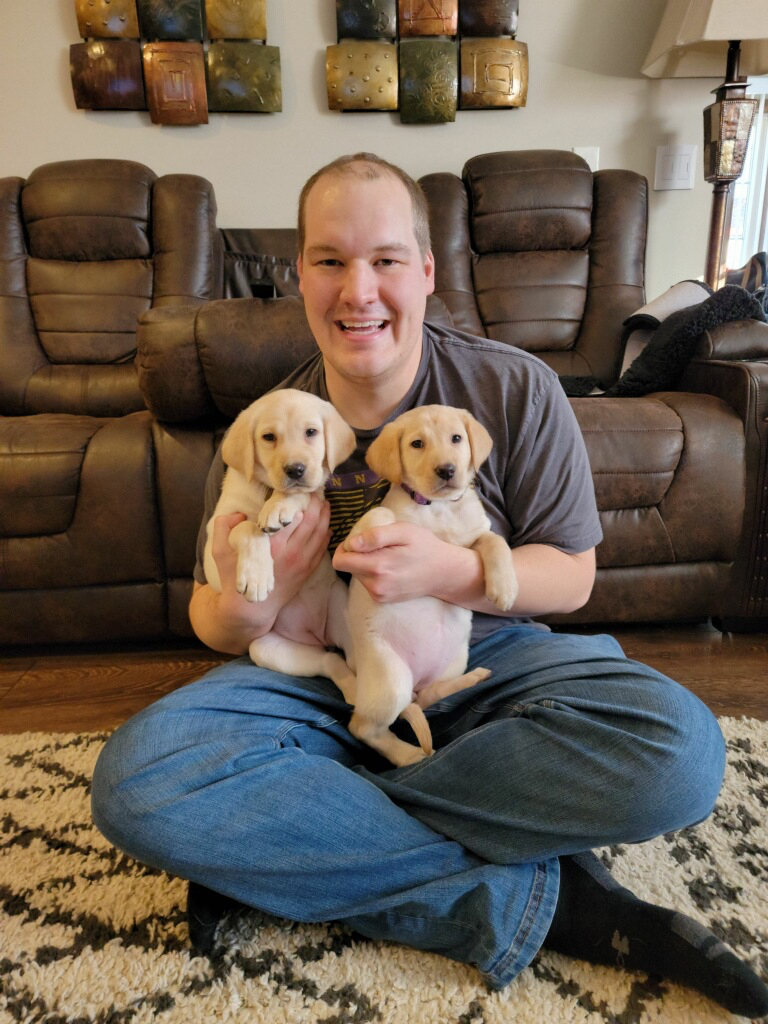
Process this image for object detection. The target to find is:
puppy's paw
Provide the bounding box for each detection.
[257,500,297,534]
[392,746,430,767]
[485,573,519,612]
[236,555,274,602]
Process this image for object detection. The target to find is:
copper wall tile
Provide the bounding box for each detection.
[75,0,140,39]
[399,38,456,123]
[336,0,397,40]
[205,0,266,41]
[460,37,527,108]
[143,42,208,123]
[137,0,203,40]
[398,0,457,37]
[326,41,398,110]
[458,0,518,37]
[207,41,281,111]
[70,40,146,108]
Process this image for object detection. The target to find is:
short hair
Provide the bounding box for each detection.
[297,153,432,258]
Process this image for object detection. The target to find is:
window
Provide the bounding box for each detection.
[726,77,768,271]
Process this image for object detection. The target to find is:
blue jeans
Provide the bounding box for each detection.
[91,627,725,988]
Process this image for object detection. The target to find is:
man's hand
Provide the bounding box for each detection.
[332,521,470,603]
[190,495,332,654]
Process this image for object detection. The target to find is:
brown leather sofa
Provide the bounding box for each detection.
[0,159,222,645]
[3,151,766,645]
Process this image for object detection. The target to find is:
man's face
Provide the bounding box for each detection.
[297,172,435,394]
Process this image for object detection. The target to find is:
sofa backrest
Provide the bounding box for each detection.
[0,159,222,417]
[420,150,648,387]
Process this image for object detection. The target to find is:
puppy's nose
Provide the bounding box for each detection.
[284,463,306,481]
[436,463,456,481]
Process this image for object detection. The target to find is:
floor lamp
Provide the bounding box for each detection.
[642,0,768,289]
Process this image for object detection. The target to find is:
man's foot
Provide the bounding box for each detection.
[186,881,242,955]
[543,852,768,1018]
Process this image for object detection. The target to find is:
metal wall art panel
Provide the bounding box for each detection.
[70,40,146,108]
[399,38,457,123]
[326,41,398,110]
[205,0,266,41]
[137,0,203,41]
[143,41,208,123]
[458,0,518,37]
[336,0,397,40]
[398,0,458,37]
[75,0,141,39]
[207,41,281,111]
[460,37,527,107]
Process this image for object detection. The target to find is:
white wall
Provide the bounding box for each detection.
[4,0,721,297]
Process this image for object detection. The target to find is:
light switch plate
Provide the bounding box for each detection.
[572,146,599,171]
[654,145,697,190]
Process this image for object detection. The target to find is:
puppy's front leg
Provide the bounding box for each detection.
[257,491,312,535]
[229,520,274,602]
[344,505,397,546]
[473,532,518,611]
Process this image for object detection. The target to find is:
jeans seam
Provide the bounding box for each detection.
[487,861,552,984]
[275,714,339,744]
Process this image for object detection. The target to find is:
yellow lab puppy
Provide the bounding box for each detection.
[342,405,518,767]
[203,389,357,695]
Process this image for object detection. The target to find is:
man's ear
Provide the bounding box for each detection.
[221,403,261,481]
[461,410,493,471]
[424,248,435,297]
[365,422,404,485]
[297,253,304,295]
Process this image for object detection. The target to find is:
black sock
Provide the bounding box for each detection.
[543,852,768,1018]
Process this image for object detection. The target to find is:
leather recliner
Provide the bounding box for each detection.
[136,150,768,636]
[0,159,222,644]
[419,151,768,630]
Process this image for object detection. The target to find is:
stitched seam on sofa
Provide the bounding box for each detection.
[478,283,588,292]
[472,167,592,179]
[592,470,674,476]
[484,317,582,325]
[579,427,679,434]
[474,206,591,217]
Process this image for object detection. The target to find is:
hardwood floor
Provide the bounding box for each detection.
[1,623,766,733]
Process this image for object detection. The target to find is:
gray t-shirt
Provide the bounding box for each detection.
[195,322,603,642]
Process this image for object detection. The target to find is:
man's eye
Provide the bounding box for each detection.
[410,439,424,449]
[451,434,463,444]
[305,428,318,437]
[262,433,276,442]
[378,258,397,266]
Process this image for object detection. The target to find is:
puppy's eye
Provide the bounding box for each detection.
[305,428,318,438]
[262,432,276,442]
[410,439,424,449]
[451,434,463,444]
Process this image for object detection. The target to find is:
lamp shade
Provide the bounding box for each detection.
[642,0,768,78]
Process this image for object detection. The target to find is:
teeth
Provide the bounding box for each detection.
[340,320,385,329]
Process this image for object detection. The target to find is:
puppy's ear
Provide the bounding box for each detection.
[221,402,261,481]
[461,410,493,471]
[365,421,404,485]
[322,406,357,472]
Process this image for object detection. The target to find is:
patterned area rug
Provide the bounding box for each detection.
[1,717,767,1024]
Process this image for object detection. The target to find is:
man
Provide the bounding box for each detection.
[92,154,767,1017]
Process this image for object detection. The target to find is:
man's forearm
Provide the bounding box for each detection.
[432,542,596,617]
[189,582,277,656]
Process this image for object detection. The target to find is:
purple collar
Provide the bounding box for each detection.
[401,482,431,505]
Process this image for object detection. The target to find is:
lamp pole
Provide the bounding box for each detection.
[703,41,759,289]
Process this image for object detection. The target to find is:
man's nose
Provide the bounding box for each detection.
[340,262,377,305]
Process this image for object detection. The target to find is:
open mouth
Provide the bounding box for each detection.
[336,319,388,335]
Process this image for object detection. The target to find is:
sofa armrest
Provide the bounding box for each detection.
[692,317,768,362]
[679,354,768,627]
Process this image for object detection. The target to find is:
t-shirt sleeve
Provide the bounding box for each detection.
[193,445,226,585]
[504,375,602,554]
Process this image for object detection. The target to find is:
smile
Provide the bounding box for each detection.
[337,320,387,333]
